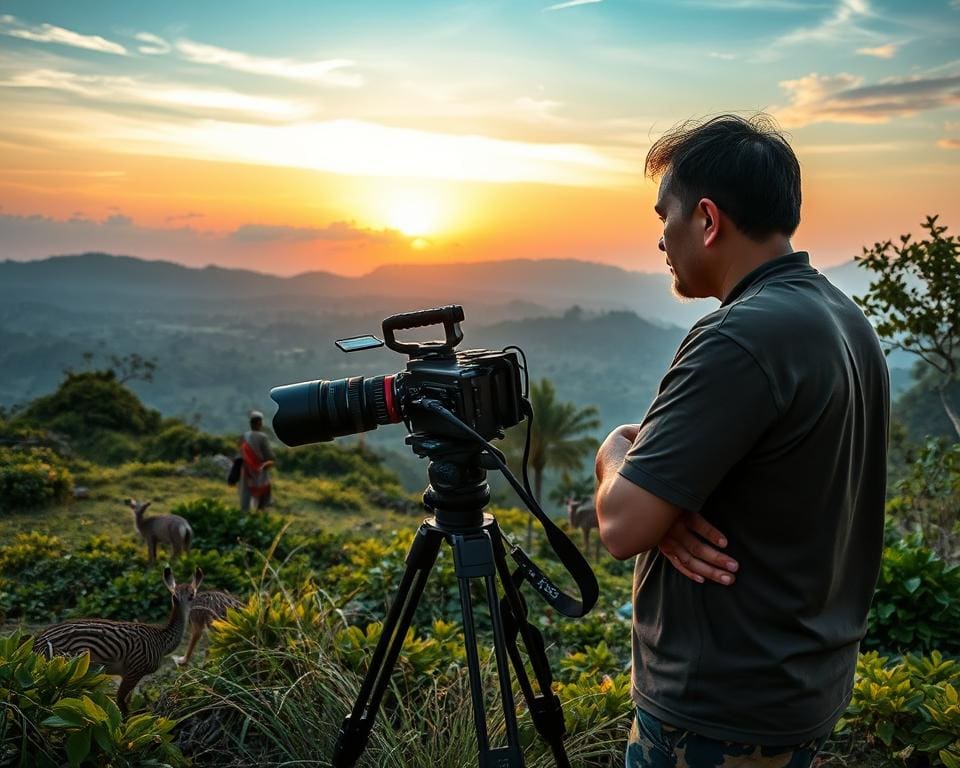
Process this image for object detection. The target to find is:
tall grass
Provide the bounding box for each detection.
[159,567,630,767]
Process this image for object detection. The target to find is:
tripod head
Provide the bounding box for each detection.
[407,433,492,531]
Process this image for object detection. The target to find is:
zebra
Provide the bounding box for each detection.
[173,589,245,667]
[33,566,203,716]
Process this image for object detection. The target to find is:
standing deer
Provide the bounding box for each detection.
[127,498,193,564]
[33,566,203,716]
[173,589,244,667]
[565,496,600,561]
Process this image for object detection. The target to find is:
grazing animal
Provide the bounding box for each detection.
[173,589,244,667]
[565,496,600,561]
[127,498,193,564]
[33,566,203,716]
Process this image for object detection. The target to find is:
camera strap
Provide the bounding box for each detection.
[503,509,598,618]
[414,397,599,618]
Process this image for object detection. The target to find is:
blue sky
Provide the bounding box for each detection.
[0,0,958,275]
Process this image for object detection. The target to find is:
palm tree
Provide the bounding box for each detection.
[503,378,601,548]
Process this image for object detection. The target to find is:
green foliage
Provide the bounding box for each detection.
[855,215,960,434]
[301,477,369,511]
[887,437,960,560]
[836,651,960,767]
[0,446,73,513]
[15,370,162,442]
[280,442,397,483]
[172,496,285,552]
[865,536,960,655]
[140,422,234,462]
[72,550,249,622]
[0,534,137,623]
[0,631,185,767]
[163,585,631,766]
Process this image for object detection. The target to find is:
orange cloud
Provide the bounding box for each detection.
[856,43,898,59]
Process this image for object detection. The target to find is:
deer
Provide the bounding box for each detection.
[33,566,203,716]
[565,496,600,561]
[127,498,193,564]
[173,589,244,667]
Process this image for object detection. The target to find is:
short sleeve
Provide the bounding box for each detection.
[619,329,779,512]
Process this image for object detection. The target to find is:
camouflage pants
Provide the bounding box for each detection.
[625,707,828,768]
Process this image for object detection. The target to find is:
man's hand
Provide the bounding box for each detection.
[658,511,738,585]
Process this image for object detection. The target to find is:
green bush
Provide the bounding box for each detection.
[140,421,234,462]
[865,536,960,655]
[280,442,402,488]
[0,533,136,622]
[14,370,161,440]
[835,651,960,767]
[172,496,286,552]
[0,631,185,767]
[0,446,73,512]
[72,549,250,622]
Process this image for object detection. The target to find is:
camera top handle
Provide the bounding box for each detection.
[382,304,465,356]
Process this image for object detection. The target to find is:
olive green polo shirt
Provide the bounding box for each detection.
[620,251,889,745]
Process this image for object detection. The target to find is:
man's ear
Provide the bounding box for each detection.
[698,198,721,247]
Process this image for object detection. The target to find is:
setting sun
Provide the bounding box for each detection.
[387,194,440,237]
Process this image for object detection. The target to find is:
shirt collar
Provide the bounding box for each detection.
[721,251,811,306]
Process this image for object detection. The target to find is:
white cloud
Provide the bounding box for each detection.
[0,15,126,55]
[174,39,362,87]
[80,117,636,187]
[772,71,960,127]
[856,43,898,58]
[0,68,308,120]
[543,0,603,11]
[135,32,171,55]
[709,52,736,60]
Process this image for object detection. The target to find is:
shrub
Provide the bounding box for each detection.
[835,651,960,767]
[0,446,73,512]
[171,496,286,552]
[72,549,250,622]
[14,370,161,440]
[73,429,143,465]
[280,442,402,488]
[0,631,185,767]
[140,422,234,462]
[0,533,137,622]
[302,477,368,511]
[865,536,960,655]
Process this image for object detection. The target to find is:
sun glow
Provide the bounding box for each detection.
[387,193,441,236]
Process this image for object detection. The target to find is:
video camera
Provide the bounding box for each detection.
[270,305,524,447]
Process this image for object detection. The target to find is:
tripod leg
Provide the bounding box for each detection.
[332,524,444,768]
[452,530,525,768]
[490,528,571,768]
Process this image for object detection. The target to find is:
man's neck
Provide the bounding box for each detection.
[716,239,794,301]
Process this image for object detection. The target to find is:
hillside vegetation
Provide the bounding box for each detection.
[1,360,959,766]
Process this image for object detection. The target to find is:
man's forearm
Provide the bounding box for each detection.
[594,424,683,559]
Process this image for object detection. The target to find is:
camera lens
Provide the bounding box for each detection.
[270,374,402,446]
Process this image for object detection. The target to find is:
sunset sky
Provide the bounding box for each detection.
[1,0,958,276]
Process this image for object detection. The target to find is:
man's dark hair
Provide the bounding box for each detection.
[645,113,801,240]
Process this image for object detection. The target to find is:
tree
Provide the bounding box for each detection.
[503,378,601,548]
[856,215,960,436]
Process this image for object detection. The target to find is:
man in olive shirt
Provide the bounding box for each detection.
[595,115,889,767]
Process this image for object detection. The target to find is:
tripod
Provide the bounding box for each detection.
[332,438,570,768]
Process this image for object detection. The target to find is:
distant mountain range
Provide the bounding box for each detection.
[0,252,875,330]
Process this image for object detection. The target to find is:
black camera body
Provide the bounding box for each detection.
[270,306,524,448]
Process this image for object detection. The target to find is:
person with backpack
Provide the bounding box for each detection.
[238,410,275,512]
